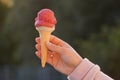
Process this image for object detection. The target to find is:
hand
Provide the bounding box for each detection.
[35,35,83,75]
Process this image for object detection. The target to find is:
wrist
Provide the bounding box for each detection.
[67,57,83,75]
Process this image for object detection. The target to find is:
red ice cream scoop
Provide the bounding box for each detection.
[35,9,57,28]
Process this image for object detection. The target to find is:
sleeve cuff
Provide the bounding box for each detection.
[68,58,94,80]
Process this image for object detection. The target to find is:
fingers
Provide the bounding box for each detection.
[35,51,41,59]
[35,37,40,43]
[35,35,70,55]
[50,35,70,47]
[35,35,70,48]
[35,44,41,51]
[46,42,64,55]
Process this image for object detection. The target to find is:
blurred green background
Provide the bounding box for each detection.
[0,0,120,80]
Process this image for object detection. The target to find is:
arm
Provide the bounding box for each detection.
[68,58,113,80]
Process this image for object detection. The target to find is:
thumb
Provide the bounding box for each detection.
[46,42,63,54]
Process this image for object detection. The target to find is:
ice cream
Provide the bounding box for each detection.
[35,9,57,68]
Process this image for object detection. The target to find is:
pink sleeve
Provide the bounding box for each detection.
[68,58,113,80]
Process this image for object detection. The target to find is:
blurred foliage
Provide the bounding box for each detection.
[0,0,12,29]
[0,0,14,7]
[0,0,120,79]
[0,0,14,65]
